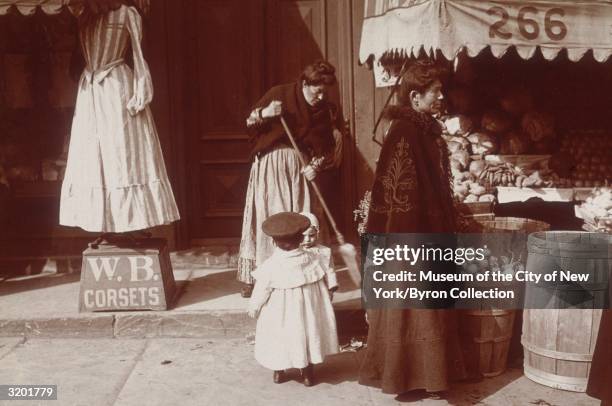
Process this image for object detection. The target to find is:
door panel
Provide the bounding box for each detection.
[191,0,264,239]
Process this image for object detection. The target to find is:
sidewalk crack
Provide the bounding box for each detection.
[0,336,27,362]
[110,339,150,406]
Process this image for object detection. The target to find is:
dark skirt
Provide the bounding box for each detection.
[358,309,467,394]
[587,310,612,402]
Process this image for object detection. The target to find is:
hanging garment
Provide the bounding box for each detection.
[60,5,179,232]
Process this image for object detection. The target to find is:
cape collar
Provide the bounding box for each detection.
[383,105,442,136]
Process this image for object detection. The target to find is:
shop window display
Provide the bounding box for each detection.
[0,9,79,245]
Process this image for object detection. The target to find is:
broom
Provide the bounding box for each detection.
[280,116,361,287]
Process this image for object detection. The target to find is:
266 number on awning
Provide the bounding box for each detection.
[488,6,567,41]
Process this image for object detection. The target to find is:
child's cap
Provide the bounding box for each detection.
[262,212,310,239]
[299,212,319,231]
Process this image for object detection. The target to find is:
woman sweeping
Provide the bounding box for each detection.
[237,60,343,297]
[60,0,179,234]
[358,60,466,398]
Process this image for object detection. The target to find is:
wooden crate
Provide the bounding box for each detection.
[79,238,176,312]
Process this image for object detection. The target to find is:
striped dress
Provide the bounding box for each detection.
[60,5,179,233]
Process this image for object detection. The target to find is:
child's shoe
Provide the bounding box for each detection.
[301,364,314,387]
[241,284,254,298]
[273,370,285,384]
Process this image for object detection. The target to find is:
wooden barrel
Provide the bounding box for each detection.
[524,231,610,309]
[522,231,611,392]
[469,217,551,365]
[460,310,516,377]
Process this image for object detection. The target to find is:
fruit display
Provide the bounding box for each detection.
[440,76,611,205]
[575,187,612,233]
[441,117,494,203]
[443,82,559,156]
[559,132,612,188]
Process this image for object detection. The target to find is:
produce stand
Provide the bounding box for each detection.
[360,0,612,233]
[359,0,612,393]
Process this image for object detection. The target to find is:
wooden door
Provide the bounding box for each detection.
[189,0,339,242]
[189,0,265,241]
[266,0,327,86]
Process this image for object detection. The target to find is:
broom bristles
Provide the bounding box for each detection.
[339,243,361,287]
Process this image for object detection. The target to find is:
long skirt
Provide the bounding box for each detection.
[358,309,467,394]
[237,146,310,284]
[255,279,339,370]
[587,310,612,403]
[60,64,179,232]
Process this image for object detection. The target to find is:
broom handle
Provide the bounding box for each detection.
[280,116,346,245]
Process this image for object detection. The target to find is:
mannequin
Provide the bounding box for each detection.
[60,0,179,241]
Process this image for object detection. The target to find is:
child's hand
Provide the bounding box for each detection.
[328,286,338,302]
[247,308,259,319]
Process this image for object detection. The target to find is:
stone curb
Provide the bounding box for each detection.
[0,311,254,339]
[0,308,367,339]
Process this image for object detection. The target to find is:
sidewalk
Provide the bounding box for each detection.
[0,248,601,405]
[0,337,599,406]
[0,247,363,339]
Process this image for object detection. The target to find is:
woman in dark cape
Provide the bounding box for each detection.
[358,60,466,396]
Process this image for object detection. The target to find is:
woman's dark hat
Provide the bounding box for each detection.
[262,212,311,238]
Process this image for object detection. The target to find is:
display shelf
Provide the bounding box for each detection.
[496,187,574,203]
[484,155,551,169]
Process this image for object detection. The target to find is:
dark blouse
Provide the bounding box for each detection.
[246,81,341,167]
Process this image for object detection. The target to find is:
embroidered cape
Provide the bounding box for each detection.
[366,106,456,233]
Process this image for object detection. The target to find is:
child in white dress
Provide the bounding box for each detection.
[247,212,339,386]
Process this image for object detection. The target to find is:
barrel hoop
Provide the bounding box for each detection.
[521,339,593,362]
[473,335,512,344]
[523,363,587,392]
[465,310,513,316]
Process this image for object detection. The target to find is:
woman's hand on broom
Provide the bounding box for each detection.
[261,100,282,118]
[247,307,260,319]
[302,165,317,181]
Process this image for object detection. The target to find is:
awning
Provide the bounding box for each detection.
[0,0,77,15]
[360,0,612,64]
[0,0,148,16]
